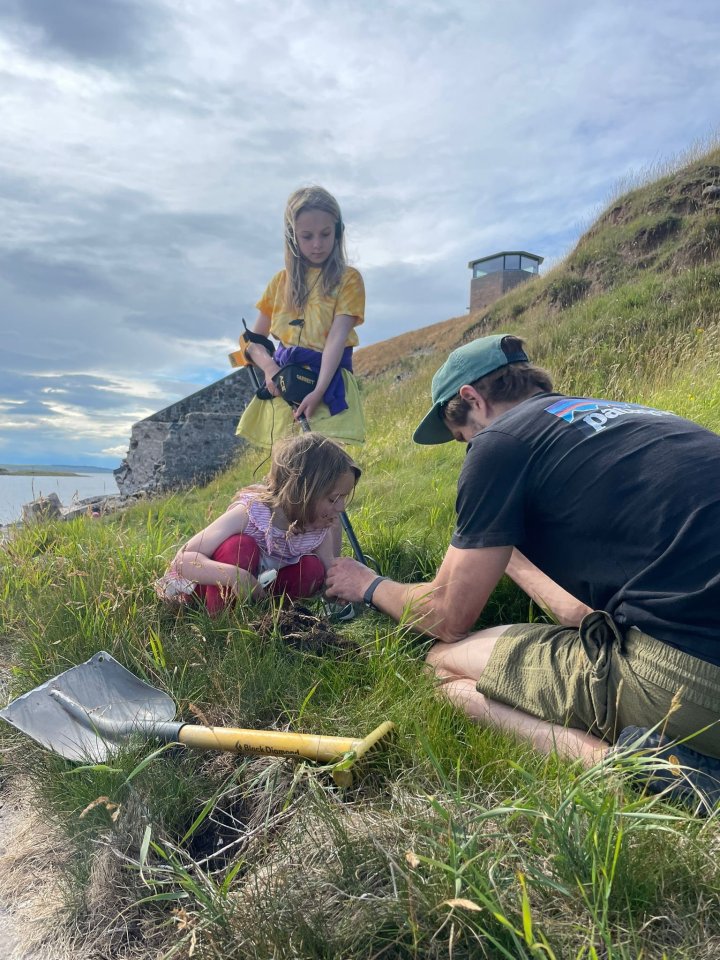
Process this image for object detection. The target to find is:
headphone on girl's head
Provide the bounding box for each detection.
[285,217,343,255]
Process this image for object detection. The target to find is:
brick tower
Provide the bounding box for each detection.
[468,251,543,312]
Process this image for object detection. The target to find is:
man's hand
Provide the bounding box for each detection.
[325,557,378,604]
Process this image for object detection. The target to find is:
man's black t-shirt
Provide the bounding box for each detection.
[451,393,720,665]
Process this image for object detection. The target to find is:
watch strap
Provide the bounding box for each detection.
[363,575,388,609]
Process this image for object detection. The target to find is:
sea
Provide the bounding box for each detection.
[0,465,119,526]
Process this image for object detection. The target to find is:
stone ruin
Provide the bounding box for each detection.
[20,491,128,523]
[114,367,256,496]
[2,368,259,539]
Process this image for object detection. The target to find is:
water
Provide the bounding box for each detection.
[0,470,119,526]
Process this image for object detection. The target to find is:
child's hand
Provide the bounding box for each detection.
[294,388,323,421]
[231,572,266,603]
[264,361,282,396]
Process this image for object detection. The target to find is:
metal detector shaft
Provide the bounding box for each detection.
[295,412,368,566]
[340,511,367,564]
[245,362,371,568]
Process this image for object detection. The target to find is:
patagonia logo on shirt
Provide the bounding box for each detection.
[545,398,675,434]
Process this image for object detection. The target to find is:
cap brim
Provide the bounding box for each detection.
[413,403,454,445]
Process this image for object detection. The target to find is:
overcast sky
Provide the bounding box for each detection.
[1,0,718,466]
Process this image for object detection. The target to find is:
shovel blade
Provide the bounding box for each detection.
[0,651,176,762]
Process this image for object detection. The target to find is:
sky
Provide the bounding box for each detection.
[1,0,719,467]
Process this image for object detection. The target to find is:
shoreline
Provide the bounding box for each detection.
[0,471,122,531]
[0,469,83,477]
[1,490,145,544]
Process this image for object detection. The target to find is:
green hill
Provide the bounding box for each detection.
[1,145,719,959]
[356,143,720,427]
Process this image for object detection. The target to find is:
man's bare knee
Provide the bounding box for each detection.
[426,628,510,679]
[425,640,453,670]
[424,642,459,684]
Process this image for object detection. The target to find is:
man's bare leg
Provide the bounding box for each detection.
[426,627,608,765]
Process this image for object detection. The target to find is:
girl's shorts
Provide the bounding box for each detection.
[236,369,365,448]
[477,610,720,758]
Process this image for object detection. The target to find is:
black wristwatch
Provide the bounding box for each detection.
[363,575,388,609]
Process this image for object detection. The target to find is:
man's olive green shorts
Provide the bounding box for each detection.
[476,610,720,758]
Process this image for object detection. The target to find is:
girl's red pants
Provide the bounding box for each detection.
[194,534,325,614]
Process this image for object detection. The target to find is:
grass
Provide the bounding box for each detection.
[3,146,720,958]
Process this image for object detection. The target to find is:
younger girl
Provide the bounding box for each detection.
[155,434,360,615]
[231,185,366,448]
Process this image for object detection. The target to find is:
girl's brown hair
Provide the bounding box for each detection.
[248,433,360,532]
[283,185,347,312]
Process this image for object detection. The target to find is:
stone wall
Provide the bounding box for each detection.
[114,368,256,495]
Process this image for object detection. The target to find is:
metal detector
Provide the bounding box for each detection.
[239,320,379,577]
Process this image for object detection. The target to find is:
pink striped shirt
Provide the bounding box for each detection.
[153,489,329,605]
[233,492,327,566]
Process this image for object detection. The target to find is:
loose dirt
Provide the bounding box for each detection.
[256,603,360,655]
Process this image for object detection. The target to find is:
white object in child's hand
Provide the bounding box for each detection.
[154,572,196,605]
[257,568,278,588]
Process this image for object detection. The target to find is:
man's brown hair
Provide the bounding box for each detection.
[443,336,553,429]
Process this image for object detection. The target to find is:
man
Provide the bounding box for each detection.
[326,333,720,806]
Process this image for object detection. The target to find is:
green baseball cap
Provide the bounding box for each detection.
[413,334,529,444]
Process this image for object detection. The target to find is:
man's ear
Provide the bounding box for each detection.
[459,384,482,406]
[459,385,490,420]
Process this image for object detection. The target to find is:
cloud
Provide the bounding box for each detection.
[0,248,119,300]
[0,0,719,464]
[0,0,167,64]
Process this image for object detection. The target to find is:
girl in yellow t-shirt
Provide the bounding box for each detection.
[232,186,366,448]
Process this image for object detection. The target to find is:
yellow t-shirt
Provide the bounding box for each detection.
[256,266,364,353]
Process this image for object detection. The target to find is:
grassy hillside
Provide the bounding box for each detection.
[357,144,720,426]
[1,146,720,959]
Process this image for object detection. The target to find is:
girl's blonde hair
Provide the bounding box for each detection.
[238,433,360,533]
[283,185,347,312]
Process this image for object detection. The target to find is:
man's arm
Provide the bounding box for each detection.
[325,544,512,643]
[505,549,591,627]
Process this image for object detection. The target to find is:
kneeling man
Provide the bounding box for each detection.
[326,334,720,802]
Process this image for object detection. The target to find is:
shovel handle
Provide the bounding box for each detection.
[177,721,394,763]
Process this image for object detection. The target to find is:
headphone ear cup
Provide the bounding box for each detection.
[335,220,344,241]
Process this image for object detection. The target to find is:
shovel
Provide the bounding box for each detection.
[0,651,393,787]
